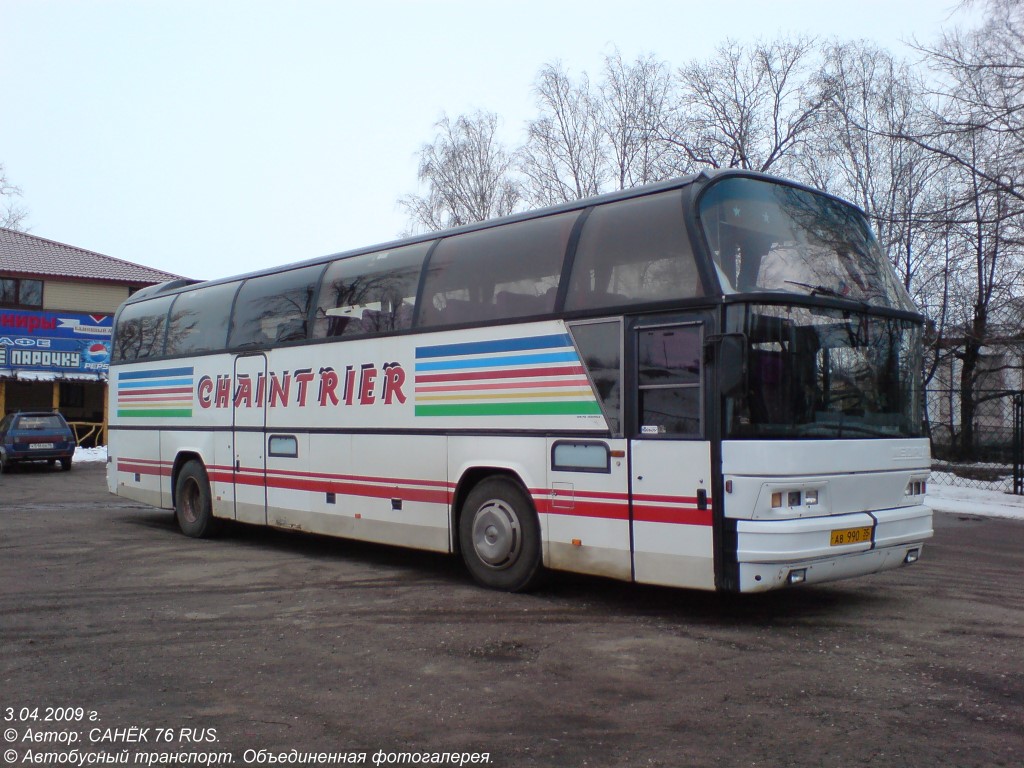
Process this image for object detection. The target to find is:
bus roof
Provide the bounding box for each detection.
[123,169,865,307]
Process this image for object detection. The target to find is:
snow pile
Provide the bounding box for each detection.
[926,484,1024,521]
[74,446,1024,521]
[74,446,108,463]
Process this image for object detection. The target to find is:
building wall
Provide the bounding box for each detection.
[44,280,130,313]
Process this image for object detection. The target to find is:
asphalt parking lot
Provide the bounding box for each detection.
[2,462,1022,767]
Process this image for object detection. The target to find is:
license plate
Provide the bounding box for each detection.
[830,526,873,546]
[29,442,55,450]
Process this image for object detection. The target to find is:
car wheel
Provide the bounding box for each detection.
[174,460,222,538]
[459,476,545,592]
[59,457,72,471]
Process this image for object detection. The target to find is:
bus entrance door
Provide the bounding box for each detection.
[232,353,268,525]
[629,320,716,590]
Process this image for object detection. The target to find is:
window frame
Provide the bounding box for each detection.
[417,212,580,328]
[0,277,44,309]
[635,321,705,439]
[551,440,612,474]
[227,264,325,350]
[268,434,299,458]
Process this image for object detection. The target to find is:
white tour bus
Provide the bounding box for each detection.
[107,170,932,593]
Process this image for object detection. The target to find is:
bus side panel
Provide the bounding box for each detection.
[267,433,450,552]
[629,441,716,591]
[448,435,548,556]
[264,431,311,528]
[110,428,165,509]
[545,437,632,581]
[210,428,235,521]
[158,430,217,510]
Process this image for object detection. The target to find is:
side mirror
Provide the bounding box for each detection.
[708,333,747,396]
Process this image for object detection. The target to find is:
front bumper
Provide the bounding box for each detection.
[735,504,933,592]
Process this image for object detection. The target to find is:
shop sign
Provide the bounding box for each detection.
[0,309,112,374]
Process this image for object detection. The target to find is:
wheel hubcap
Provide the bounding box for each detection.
[471,499,521,569]
[181,479,199,524]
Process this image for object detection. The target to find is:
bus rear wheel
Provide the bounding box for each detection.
[459,477,544,592]
[175,460,221,538]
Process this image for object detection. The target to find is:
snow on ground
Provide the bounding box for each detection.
[74,446,108,464]
[75,446,1024,522]
[926,484,1024,521]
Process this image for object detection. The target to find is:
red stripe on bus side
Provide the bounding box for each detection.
[415,365,586,384]
[415,378,590,394]
[116,458,712,526]
[632,505,713,526]
[205,464,456,492]
[534,497,629,520]
[118,386,193,397]
[117,460,173,476]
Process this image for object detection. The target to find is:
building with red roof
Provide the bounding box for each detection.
[1,227,184,444]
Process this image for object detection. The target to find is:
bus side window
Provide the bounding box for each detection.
[228,265,323,349]
[112,295,173,362]
[165,282,240,356]
[566,191,703,311]
[637,325,703,437]
[417,212,578,328]
[313,242,430,339]
[568,320,623,436]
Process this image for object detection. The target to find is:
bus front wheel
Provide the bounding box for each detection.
[459,477,544,592]
[175,460,221,538]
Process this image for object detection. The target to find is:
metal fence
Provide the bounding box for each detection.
[926,389,1024,494]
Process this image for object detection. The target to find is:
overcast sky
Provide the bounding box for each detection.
[1,0,977,282]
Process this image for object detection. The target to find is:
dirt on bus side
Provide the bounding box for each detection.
[1,461,1021,768]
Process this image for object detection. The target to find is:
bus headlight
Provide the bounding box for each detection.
[771,489,820,508]
[905,480,927,497]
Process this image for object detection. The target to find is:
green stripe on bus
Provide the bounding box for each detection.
[415,401,602,417]
[118,409,194,418]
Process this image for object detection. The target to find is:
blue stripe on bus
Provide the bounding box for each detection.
[416,334,572,360]
[118,378,194,389]
[415,351,580,372]
[118,367,195,380]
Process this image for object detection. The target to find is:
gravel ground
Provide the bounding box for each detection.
[1,462,1022,767]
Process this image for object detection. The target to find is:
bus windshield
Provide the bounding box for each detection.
[726,304,924,439]
[699,176,915,311]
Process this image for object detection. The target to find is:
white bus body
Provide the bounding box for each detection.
[107,171,932,593]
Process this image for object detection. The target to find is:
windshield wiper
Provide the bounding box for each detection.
[784,280,847,299]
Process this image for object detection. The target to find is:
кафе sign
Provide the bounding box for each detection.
[0,309,112,375]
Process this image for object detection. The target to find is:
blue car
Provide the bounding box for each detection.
[0,411,76,473]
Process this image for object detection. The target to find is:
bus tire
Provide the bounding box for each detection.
[459,476,544,592]
[175,460,221,538]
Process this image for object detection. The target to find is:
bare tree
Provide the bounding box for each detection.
[598,50,677,188]
[906,0,1024,205]
[805,42,951,308]
[943,128,1024,456]
[519,63,606,207]
[400,111,522,232]
[909,0,1024,456]
[666,36,826,174]
[1,162,29,230]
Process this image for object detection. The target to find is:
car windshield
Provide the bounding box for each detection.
[725,304,925,439]
[699,177,916,311]
[17,415,66,431]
